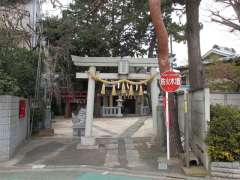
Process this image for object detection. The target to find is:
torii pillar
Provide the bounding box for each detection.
[81,66,96,145]
[151,68,160,136]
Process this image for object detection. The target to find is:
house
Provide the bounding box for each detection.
[202,45,238,64]
[176,45,240,85]
[0,0,41,48]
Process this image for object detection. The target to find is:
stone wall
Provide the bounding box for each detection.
[0,96,29,161]
[177,91,240,170]
[189,89,210,169]
[178,93,240,136]
[177,89,210,170]
[211,161,240,179]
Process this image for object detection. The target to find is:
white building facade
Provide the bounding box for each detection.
[0,0,41,48]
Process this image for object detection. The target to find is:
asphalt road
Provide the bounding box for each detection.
[0,170,167,180]
[0,167,209,180]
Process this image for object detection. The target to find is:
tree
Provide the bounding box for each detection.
[206,61,240,92]
[64,0,150,57]
[0,0,62,7]
[0,48,38,97]
[211,0,240,32]
[186,0,205,90]
[49,0,185,58]
[0,0,30,6]
[0,0,65,48]
[42,0,186,92]
[149,0,170,72]
[0,4,33,48]
[0,71,19,95]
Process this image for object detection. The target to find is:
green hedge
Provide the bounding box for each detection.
[206,105,240,162]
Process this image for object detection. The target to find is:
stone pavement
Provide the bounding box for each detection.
[1,117,157,170]
[52,116,154,138]
[0,116,210,179]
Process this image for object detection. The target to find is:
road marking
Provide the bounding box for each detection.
[102,171,109,175]
[32,164,46,169]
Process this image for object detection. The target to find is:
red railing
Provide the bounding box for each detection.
[61,91,87,103]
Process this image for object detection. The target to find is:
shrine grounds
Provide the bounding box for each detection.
[0,116,210,180]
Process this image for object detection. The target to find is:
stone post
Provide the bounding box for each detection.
[81,66,96,145]
[150,68,159,136]
[109,95,113,107]
[140,96,144,115]
[103,96,108,107]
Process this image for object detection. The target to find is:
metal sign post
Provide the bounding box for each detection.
[160,71,182,161]
[165,91,170,160]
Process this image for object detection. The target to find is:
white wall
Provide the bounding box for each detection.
[0,96,29,161]
[177,89,210,170]
[211,93,240,109]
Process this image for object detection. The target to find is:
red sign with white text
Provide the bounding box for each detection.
[160,71,181,92]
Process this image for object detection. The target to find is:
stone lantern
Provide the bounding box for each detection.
[116,96,123,117]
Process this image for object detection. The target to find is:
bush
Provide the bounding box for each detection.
[206,105,240,162]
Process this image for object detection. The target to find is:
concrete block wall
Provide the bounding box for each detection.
[211,93,240,109]
[0,96,29,161]
[177,94,185,136]
[177,89,210,170]
[178,92,240,170]
[189,89,210,170]
[179,93,240,135]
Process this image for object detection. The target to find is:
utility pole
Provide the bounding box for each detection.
[32,0,38,48]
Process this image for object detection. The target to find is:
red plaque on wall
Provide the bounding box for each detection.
[19,100,26,119]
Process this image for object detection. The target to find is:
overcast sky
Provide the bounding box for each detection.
[175,0,240,65]
[42,0,240,66]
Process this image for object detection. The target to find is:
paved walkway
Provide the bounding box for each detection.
[52,116,154,138]
[0,116,209,179]
[2,117,157,170]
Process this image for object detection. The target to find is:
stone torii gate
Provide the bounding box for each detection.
[72,56,161,145]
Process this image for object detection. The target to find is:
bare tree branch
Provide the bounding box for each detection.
[0,6,33,48]
[211,0,240,32]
